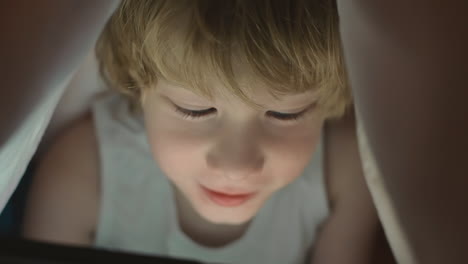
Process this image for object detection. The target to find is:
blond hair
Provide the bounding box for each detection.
[96,0,351,117]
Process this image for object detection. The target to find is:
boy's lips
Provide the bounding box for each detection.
[201,186,256,207]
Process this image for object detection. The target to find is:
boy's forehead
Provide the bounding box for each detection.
[151,34,321,106]
[156,79,317,108]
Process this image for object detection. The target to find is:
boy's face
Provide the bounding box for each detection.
[142,79,323,225]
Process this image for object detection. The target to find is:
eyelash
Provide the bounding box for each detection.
[174,105,312,122]
[174,106,217,120]
[266,111,306,121]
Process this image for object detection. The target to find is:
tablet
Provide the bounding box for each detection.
[0,238,202,264]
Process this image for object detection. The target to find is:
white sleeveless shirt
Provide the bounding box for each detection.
[92,94,329,264]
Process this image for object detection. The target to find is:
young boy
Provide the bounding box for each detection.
[22,1,386,263]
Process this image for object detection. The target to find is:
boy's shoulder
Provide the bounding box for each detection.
[22,113,100,245]
[46,112,99,170]
[323,112,363,208]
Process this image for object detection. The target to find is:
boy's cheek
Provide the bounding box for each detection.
[265,133,321,183]
[145,114,322,186]
[147,128,208,179]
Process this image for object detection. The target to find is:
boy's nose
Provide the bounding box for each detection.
[206,129,264,180]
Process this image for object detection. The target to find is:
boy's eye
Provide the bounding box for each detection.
[266,103,316,122]
[175,105,217,120]
[266,111,304,121]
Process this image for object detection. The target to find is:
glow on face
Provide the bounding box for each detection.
[142,80,324,225]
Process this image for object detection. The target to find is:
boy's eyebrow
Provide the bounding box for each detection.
[156,91,217,110]
[157,82,214,102]
[253,91,318,108]
[263,100,318,112]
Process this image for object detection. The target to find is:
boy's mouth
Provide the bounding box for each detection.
[200,186,256,207]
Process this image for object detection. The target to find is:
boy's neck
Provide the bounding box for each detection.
[174,187,251,248]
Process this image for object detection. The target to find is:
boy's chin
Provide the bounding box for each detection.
[200,209,255,226]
